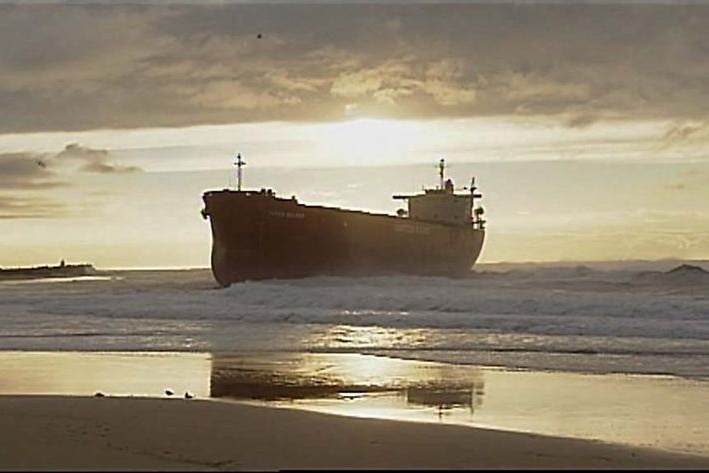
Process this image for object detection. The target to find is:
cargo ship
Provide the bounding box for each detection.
[201,156,486,287]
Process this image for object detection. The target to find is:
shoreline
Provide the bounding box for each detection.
[3,350,709,460]
[4,347,709,381]
[2,394,709,470]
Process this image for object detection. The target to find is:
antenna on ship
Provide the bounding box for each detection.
[234,153,246,191]
[439,158,446,189]
[470,176,477,206]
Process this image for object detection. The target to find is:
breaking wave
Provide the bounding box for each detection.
[1,264,709,377]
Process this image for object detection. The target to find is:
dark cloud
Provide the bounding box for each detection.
[0,145,142,185]
[55,143,142,174]
[0,150,67,218]
[1,3,709,133]
[663,121,709,145]
[564,114,600,129]
[0,152,64,189]
[0,144,140,218]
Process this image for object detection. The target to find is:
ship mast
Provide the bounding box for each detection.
[234,153,246,191]
[438,158,446,189]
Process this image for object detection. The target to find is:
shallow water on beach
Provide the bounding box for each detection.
[2,350,709,457]
[2,267,709,456]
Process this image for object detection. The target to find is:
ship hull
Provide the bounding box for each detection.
[203,190,484,287]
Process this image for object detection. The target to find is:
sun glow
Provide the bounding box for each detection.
[319,118,428,166]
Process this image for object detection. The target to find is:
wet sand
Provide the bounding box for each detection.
[1,395,709,470]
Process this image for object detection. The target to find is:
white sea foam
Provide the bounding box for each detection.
[1,265,708,377]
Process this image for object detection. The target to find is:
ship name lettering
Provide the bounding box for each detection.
[268,210,305,219]
[394,223,430,235]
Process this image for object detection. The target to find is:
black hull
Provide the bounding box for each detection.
[203,190,484,287]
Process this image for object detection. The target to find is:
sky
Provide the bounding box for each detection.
[1,1,709,268]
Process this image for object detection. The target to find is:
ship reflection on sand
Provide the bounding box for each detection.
[406,386,481,414]
[5,351,709,455]
[0,351,484,419]
[210,352,485,418]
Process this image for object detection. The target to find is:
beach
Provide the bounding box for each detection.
[2,351,709,470]
[3,394,709,470]
[2,268,709,469]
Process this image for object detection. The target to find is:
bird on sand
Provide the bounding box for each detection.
[165,389,174,397]
[184,391,194,399]
[94,391,105,398]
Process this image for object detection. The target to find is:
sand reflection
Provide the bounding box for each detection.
[210,352,485,420]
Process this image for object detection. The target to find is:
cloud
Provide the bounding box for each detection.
[0,144,141,219]
[0,145,141,182]
[54,143,142,174]
[1,4,709,132]
[0,195,67,219]
[421,59,477,106]
[0,150,68,218]
[663,121,709,145]
[0,152,64,189]
[564,114,599,129]
[331,69,385,99]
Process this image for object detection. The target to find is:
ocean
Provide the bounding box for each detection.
[2,262,709,455]
[2,262,709,378]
